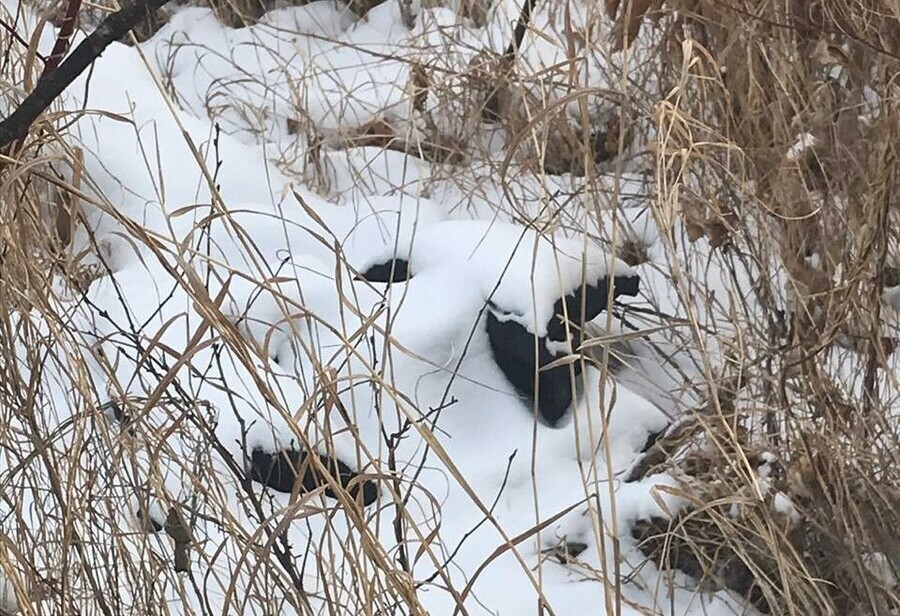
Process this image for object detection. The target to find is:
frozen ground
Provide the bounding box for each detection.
[0,0,765,614]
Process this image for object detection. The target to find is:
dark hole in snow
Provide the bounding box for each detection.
[345,0,388,18]
[357,259,411,283]
[639,425,668,454]
[545,540,589,564]
[563,541,588,559]
[249,447,378,506]
[884,265,900,288]
[591,130,614,164]
[540,125,628,176]
[101,399,139,437]
[486,311,577,427]
[101,400,130,424]
[632,516,771,613]
[136,504,164,533]
[487,273,640,426]
[546,274,640,343]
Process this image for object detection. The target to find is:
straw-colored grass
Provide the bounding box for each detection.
[0,0,898,614]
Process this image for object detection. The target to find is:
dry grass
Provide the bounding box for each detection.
[610,0,900,613]
[0,0,899,614]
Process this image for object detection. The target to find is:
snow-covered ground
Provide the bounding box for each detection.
[0,0,769,613]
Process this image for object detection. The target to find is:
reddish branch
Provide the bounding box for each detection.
[43,0,84,76]
[2,0,83,154]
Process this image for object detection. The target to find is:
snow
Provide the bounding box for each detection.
[786,132,819,161]
[0,573,19,614]
[884,285,900,311]
[410,219,637,335]
[862,552,899,589]
[772,492,801,526]
[0,0,762,614]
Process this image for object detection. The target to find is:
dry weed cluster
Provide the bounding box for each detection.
[0,0,898,614]
[624,1,900,613]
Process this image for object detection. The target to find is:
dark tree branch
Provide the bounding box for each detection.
[0,19,46,63]
[482,0,537,122]
[502,0,537,61]
[0,0,172,150]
